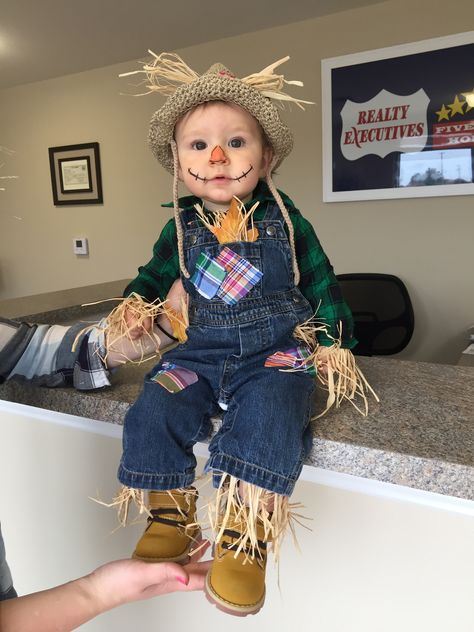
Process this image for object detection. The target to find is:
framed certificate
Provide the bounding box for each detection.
[49,142,103,205]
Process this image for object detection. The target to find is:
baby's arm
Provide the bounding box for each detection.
[295,216,355,349]
[106,279,185,367]
[0,280,186,388]
[122,278,184,341]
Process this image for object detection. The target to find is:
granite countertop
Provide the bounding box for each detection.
[1,304,473,501]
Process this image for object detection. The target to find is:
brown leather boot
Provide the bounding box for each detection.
[132,488,200,564]
[205,510,269,616]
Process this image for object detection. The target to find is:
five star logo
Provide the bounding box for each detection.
[435,91,473,121]
[461,90,474,112]
[432,89,474,150]
[448,95,465,116]
[435,104,451,121]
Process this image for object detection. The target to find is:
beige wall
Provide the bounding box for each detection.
[1,0,473,363]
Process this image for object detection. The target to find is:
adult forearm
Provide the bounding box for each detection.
[0,575,105,632]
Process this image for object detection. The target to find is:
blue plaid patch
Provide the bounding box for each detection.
[190,251,227,299]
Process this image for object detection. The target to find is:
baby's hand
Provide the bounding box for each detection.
[124,280,186,340]
[124,307,153,340]
[317,347,330,377]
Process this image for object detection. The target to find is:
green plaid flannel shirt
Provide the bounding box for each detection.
[124,181,355,348]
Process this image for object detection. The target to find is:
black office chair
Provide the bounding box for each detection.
[336,273,414,356]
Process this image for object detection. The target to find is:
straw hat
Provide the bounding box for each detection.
[121,52,312,172]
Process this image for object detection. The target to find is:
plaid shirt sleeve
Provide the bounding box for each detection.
[293,212,356,349]
[123,219,180,302]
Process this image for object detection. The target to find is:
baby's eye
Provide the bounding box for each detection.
[229,138,244,148]
[192,141,207,150]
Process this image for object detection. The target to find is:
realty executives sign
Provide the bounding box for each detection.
[322,32,474,201]
[340,88,429,160]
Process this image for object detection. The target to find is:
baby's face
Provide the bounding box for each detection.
[174,102,272,211]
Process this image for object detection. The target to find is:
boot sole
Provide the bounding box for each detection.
[204,571,265,617]
[132,551,191,565]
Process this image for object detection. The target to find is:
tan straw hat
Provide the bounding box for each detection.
[121,52,312,172]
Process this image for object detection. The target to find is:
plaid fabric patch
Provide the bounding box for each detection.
[190,251,227,299]
[264,346,316,376]
[215,247,263,305]
[151,362,198,393]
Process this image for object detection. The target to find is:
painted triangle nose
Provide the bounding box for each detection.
[210,145,227,163]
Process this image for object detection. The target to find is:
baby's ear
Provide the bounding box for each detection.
[260,146,274,176]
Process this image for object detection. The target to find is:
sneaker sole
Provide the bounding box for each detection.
[204,571,265,617]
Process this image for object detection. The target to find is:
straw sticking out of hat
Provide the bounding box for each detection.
[120,52,312,109]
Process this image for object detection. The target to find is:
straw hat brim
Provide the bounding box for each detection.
[148,73,293,173]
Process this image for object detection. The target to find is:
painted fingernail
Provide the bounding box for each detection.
[176,576,188,585]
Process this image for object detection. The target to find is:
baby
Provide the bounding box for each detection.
[116,53,359,617]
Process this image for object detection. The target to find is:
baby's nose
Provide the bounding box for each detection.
[209,145,229,164]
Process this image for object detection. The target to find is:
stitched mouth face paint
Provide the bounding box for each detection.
[188,169,207,182]
[187,165,254,183]
[233,165,254,182]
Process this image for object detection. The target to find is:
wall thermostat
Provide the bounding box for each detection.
[73,237,88,255]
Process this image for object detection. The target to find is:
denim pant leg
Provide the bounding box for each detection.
[118,372,214,490]
[207,369,315,496]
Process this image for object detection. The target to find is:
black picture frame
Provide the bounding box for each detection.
[48,142,103,205]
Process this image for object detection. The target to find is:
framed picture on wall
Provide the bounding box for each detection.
[48,142,103,205]
[322,31,474,201]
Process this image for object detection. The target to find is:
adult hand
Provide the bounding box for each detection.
[0,542,212,632]
[87,540,211,610]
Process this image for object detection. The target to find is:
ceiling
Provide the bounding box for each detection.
[0,0,383,91]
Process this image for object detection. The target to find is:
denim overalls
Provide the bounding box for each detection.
[118,200,315,496]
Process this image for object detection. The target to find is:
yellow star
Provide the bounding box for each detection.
[435,104,451,121]
[462,89,474,111]
[448,95,465,116]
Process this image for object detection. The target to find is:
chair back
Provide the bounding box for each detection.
[336,273,414,356]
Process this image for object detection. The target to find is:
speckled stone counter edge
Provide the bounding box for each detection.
[2,378,473,501]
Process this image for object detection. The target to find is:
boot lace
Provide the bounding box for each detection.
[221,528,267,567]
[146,507,187,530]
